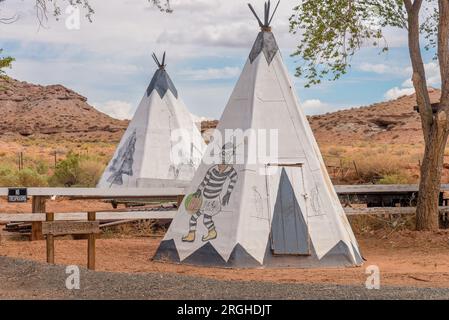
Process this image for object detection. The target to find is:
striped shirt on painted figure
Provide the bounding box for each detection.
[198,165,237,199]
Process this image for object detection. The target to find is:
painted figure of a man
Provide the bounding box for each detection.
[182,142,238,242]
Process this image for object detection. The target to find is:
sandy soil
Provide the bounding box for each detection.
[1,230,449,288]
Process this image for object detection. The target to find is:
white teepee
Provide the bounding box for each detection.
[154,2,363,268]
[98,53,205,189]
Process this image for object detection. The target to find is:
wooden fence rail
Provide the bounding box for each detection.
[2,185,449,197]
[3,207,449,224]
[3,185,449,240]
[0,211,178,223]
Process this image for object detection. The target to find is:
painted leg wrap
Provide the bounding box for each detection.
[203,214,215,231]
[189,211,201,231]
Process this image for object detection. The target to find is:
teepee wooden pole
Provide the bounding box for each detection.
[162,52,166,67]
[264,2,268,26]
[268,0,281,25]
[152,53,161,68]
[248,3,264,27]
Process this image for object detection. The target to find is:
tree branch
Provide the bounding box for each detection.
[413,0,423,12]
[406,0,432,143]
[439,0,449,106]
[404,0,413,12]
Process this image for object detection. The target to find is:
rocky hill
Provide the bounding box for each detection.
[308,88,441,145]
[0,77,128,142]
[200,89,440,145]
[0,76,440,146]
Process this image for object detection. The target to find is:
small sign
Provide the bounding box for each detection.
[8,188,27,203]
[42,221,100,236]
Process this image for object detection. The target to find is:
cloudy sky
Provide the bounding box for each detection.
[0,0,441,120]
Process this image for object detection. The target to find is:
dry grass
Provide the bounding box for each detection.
[0,137,115,187]
[349,215,416,236]
[1,138,447,187]
[321,143,430,184]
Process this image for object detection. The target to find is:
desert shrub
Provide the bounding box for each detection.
[352,154,404,183]
[393,148,408,156]
[49,152,104,187]
[0,175,18,186]
[16,168,48,187]
[0,172,18,186]
[378,173,411,184]
[35,160,49,175]
[0,163,14,176]
[327,146,345,157]
[77,159,105,187]
[0,165,48,187]
[49,152,81,187]
[375,144,388,154]
[409,152,424,163]
[0,163,18,186]
[349,215,415,235]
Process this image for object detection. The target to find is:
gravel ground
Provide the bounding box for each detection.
[1,256,449,300]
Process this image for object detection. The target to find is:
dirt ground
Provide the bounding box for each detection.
[1,229,449,289]
[3,256,449,299]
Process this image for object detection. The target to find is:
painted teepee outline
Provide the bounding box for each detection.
[107,129,137,186]
[98,52,206,189]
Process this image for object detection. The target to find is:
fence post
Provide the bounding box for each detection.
[87,211,96,270]
[31,196,46,241]
[46,212,55,264]
[177,195,184,208]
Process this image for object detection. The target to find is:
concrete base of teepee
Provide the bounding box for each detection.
[152,239,363,269]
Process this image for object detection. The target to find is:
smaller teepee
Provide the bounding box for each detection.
[98,53,205,189]
[154,1,363,268]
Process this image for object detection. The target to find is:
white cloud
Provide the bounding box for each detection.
[169,0,221,12]
[401,78,413,88]
[93,100,134,120]
[358,63,392,74]
[157,23,256,48]
[400,62,441,88]
[301,99,358,115]
[0,0,418,120]
[424,62,441,87]
[301,99,333,115]
[190,113,213,123]
[1,0,294,57]
[179,66,240,81]
[384,87,415,100]
[181,84,234,119]
[1,0,297,120]
[357,62,411,76]
[358,62,442,88]
[384,62,441,100]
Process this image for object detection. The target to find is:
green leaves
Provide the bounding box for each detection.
[290,0,407,87]
[0,49,14,76]
[420,0,439,54]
